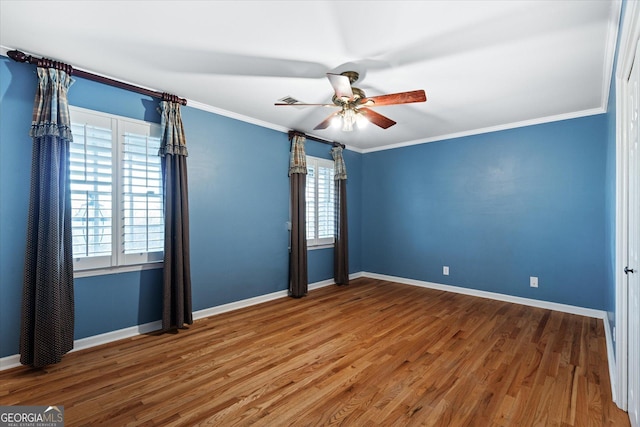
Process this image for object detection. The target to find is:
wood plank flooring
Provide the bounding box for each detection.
[0,278,629,426]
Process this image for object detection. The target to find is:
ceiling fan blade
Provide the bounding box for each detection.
[358,108,396,129]
[314,111,340,130]
[327,73,354,99]
[361,90,426,106]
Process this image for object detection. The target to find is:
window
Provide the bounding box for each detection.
[306,156,335,247]
[69,106,163,272]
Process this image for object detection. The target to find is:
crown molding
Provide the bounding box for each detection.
[360,107,605,154]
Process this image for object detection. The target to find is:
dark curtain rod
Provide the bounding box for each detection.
[288,130,345,149]
[7,49,187,106]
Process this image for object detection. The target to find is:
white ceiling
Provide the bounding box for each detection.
[0,1,620,152]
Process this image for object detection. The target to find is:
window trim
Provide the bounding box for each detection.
[69,106,164,275]
[73,262,162,278]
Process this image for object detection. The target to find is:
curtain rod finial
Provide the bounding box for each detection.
[7,50,29,64]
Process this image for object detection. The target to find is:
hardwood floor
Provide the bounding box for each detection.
[0,278,629,426]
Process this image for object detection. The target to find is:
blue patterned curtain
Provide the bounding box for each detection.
[159,100,193,330]
[20,67,75,367]
[331,146,349,285]
[289,134,308,297]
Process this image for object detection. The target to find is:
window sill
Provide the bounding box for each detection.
[74,262,163,278]
[308,244,334,251]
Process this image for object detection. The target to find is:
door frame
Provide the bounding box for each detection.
[616,0,640,410]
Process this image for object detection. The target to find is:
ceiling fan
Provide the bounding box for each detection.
[275,71,427,132]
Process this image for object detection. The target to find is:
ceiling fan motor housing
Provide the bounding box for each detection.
[332,87,366,106]
[340,71,360,84]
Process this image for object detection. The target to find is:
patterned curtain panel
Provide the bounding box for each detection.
[20,67,75,367]
[289,134,308,297]
[331,146,349,285]
[159,100,193,330]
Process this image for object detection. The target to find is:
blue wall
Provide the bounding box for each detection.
[0,55,362,357]
[0,58,33,359]
[362,116,608,309]
[0,48,615,359]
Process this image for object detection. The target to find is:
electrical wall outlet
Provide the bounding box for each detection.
[530,276,538,288]
[443,266,449,276]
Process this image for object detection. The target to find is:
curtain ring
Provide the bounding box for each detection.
[37,58,73,75]
[162,93,181,104]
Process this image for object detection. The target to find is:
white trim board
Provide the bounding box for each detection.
[362,272,608,319]
[0,274,354,372]
[604,314,618,404]
[359,108,606,154]
[184,99,365,154]
[614,0,640,411]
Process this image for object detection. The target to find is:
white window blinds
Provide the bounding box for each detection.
[122,132,163,255]
[70,121,113,262]
[69,106,163,271]
[306,156,335,247]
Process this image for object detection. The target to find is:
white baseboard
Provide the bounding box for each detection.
[0,320,165,371]
[194,273,361,320]
[362,272,608,319]
[0,274,357,372]
[603,315,618,404]
[74,321,163,352]
[192,289,289,321]
[0,354,20,371]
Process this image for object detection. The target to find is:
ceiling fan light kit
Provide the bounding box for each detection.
[331,105,369,132]
[275,71,426,132]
